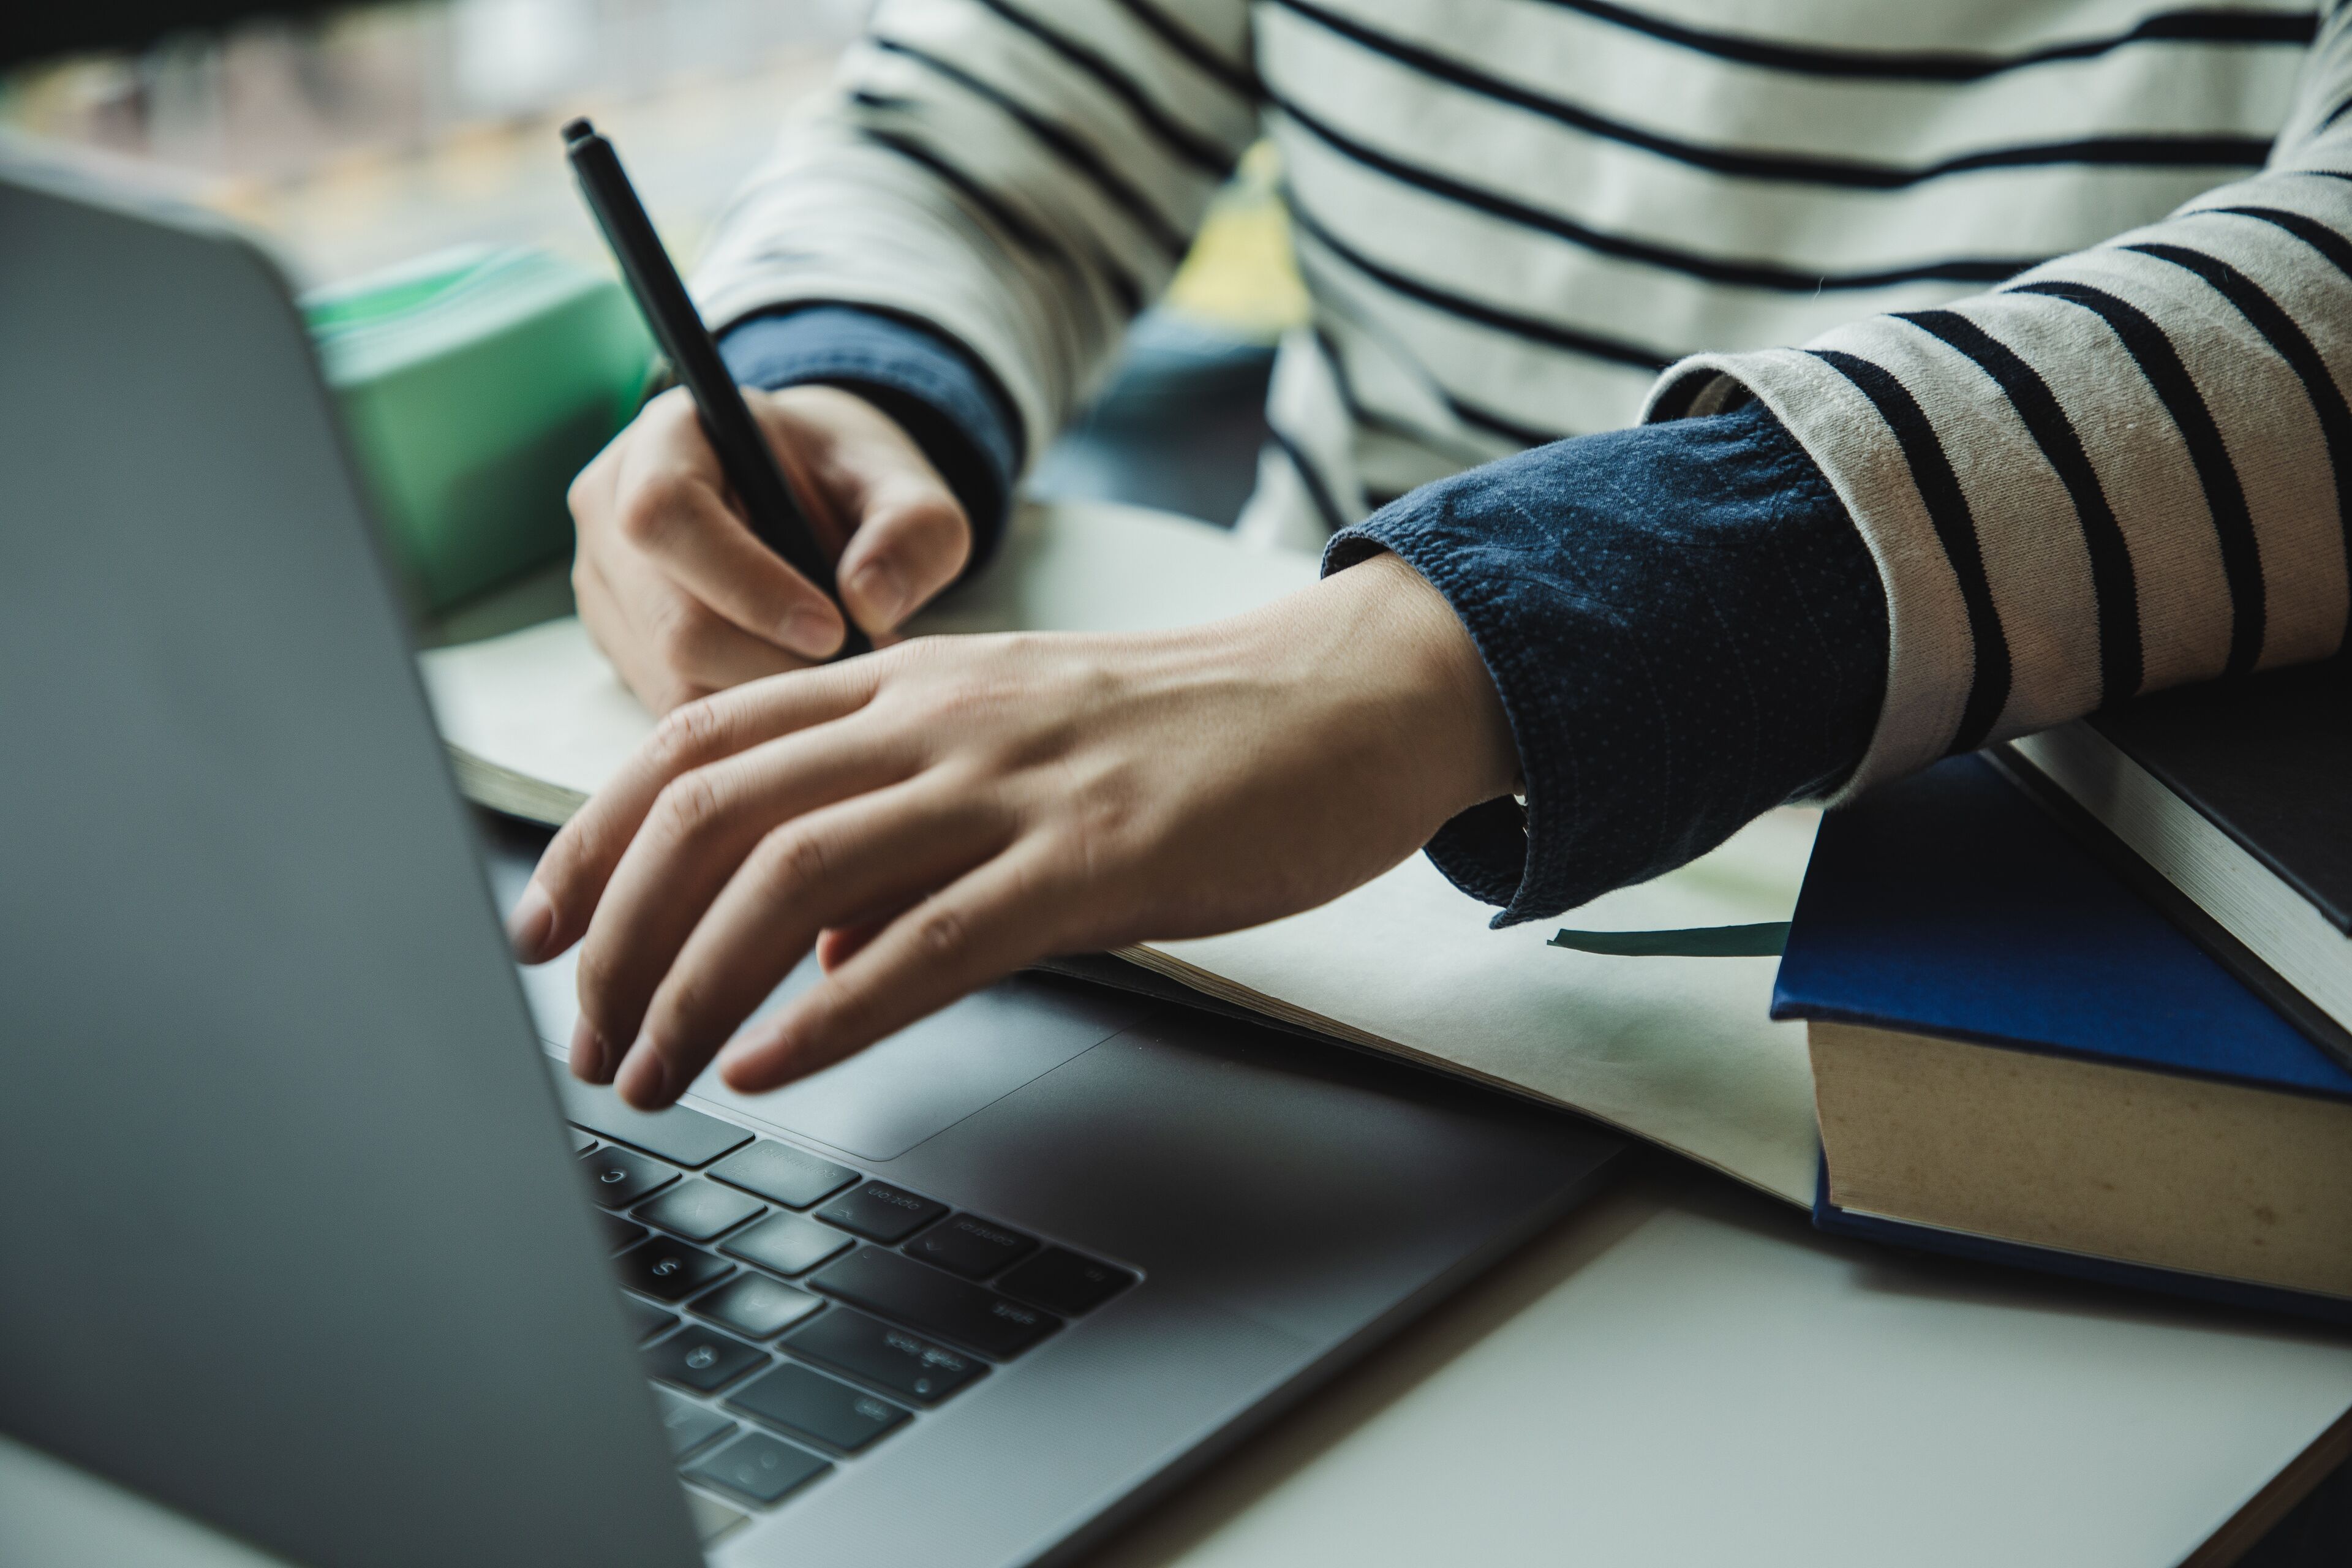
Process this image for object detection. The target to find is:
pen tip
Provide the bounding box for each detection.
[562,116,595,145]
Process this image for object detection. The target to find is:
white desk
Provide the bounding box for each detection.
[1088,1158,2352,1568]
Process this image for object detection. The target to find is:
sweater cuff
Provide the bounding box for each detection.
[718,306,1022,575]
[1323,400,1888,925]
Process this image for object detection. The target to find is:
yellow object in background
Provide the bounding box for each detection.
[1162,143,1311,342]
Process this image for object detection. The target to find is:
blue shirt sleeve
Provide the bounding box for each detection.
[1325,399,1889,925]
[718,306,1022,575]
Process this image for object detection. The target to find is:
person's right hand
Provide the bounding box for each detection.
[508,551,1520,1109]
[568,383,974,714]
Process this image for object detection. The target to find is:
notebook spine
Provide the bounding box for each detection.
[1988,745,2352,1074]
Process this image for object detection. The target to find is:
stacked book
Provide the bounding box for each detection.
[1777,663,2352,1322]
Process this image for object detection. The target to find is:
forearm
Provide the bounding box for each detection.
[714,328,1890,929]
[1330,400,1888,924]
[1642,5,2352,799]
[693,0,1262,470]
[1256,550,1520,822]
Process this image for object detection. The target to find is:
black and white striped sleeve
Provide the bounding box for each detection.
[692,0,1261,469]
[1644,2,2352,799]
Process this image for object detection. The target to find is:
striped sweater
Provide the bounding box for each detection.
[696,0,2352,846]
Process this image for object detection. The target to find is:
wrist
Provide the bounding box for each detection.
[1306,551,1522,821]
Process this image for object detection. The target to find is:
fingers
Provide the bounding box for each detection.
[511,660,882,966]
[608,394,847,660]
[753,386,972,638]
[569,723,927,1084]
[835,482,971,636]
[574,554,705,717]
[608,782,1011,1108]
[715,843,1066,1094]
[587,543,812,699]
[815,913,901,971]
[571,385,977,717]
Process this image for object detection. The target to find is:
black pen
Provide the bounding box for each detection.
[562,116,870,660]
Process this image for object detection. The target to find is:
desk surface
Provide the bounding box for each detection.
[1087,1157,2352,1568]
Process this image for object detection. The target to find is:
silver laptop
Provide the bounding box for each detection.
[0,159,1624,1568]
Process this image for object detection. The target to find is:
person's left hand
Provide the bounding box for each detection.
[505,551,1519,1110]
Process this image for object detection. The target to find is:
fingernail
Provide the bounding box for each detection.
[848,560,909,629]
[569,1016,610,1081]
[616,1036,674,1109]
[780,605,841,660]
[507,883,554,962]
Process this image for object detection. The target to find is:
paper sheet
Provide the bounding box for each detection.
[420,616,650,820]
[420,496,1820,1205]
[1123,811,1822,1205]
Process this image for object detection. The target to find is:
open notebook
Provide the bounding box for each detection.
[420,499,1821,1205]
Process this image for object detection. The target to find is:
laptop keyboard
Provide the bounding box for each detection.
[557,1079,1138,1531]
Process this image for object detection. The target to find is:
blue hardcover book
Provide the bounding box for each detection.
[1775,755,2352,1325]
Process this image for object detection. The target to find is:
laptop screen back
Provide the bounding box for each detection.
[0,164,699,1568]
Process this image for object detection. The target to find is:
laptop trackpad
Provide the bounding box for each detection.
[518,949,1145,1162]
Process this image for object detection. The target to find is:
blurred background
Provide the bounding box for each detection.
[0,0,1304,525]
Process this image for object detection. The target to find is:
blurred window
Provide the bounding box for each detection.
[0,0,867,282]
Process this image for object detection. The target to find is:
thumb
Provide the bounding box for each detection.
[835,473,973,635]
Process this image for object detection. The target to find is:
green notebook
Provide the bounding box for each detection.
[304,246,655,613]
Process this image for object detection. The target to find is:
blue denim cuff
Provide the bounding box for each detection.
[1324,399,1888,924]
[718,306,1022,574]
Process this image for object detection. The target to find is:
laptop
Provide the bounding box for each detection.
[0,159,1625,1567]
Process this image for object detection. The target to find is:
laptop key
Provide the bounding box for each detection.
[652,1387,736,1459]
[781,1309,984,1406]
[728,1362,910,1453]
[600,1214,650,1255]
[579,1146,678,1210]
[816,1182,947,1244]
[624,1297,679,1344]
[682,1431,830,1508]
[556,1077,752,1168]
[998,1247,1137,1316]
[907,1213,1038,1281]
[809,1248,1059,1360]
[692,1273,823,1340]
[709,1140,859,1210]
[615,1237,733,1303]
[722,1212,854,1278]
[644,1324,767,1393]
[634,1178,766,1243]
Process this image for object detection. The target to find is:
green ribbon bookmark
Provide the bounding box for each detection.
[1547,922,1790,958]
